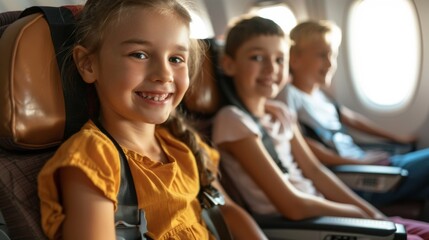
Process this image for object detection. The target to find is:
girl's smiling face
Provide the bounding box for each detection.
[224,35,289,102]
[83,7,191,125]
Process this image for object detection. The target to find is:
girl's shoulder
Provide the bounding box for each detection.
[215,105,251,121]
[63,120,115,150]
[214,105,260,129]
[212,105,262,143]
[46,120,121,172]
[38,120,122,216]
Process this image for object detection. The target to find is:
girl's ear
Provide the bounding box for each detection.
[73,45,97,84]
[221,55,236,76]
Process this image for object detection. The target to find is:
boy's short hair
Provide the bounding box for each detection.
[290,20,342,51]
[224,16,286,58]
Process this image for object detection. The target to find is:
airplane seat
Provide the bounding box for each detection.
[181,38,411,239]
[0,7,84,239]
[299,121,415,159]
[182,38,225,142]
[299,121,427,220]
[0,7,236,240]
[181,38,251,210]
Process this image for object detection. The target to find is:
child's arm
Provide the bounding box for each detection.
[212,180,268,240]
[291,124,386,220]
[218,133,370,220]
[305,137,389,166]
[340,106,416,144]
[60,167,116,240]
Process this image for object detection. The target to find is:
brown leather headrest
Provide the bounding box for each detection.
[183,40,223,116]
[0,13,65,150]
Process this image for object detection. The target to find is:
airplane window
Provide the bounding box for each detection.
[190,10,214,39]
[249,3,297,35]
[347,0,421,111]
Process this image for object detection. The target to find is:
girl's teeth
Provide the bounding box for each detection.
[141,93,168,101]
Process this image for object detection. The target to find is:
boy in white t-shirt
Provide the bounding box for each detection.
[279,20,429,207]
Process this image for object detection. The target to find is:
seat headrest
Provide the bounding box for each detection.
[0,6,83,151]
[183,39,223,116]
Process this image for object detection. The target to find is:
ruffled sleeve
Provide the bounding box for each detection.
[212,106,261,145]
[37,121,121,239]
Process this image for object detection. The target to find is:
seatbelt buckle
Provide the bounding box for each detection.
[200,185,225,209]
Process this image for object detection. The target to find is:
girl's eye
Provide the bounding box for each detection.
[276,57,284,65]
[169,56,185,64]
[250,55,263,62]
[130,52,148,60]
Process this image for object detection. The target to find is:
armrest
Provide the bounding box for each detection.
[357,141,416,155]
[331,165,408,193]
[0,229,10,240]
[0,211,7,240]
[253,214,406,240]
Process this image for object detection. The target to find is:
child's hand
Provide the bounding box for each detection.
[362,151,390,165]
[393,134,417,144]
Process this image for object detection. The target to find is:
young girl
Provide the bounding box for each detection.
[37,0,266,239]
[212,16,429,239]
[281,20,429,207]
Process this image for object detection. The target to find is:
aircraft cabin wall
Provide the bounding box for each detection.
[322,0,429,149]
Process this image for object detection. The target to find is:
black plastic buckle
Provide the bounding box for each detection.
[200,185,225,209]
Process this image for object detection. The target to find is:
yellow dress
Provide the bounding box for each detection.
[38,120,218,239]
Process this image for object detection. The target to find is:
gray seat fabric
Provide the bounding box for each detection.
[0,11,21,37]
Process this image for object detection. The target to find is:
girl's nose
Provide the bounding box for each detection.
[148,59,174,83]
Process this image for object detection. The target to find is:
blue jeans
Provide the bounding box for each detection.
[357,148,429,206]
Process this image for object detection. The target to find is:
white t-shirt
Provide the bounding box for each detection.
[285,84,366,159]
[212,100,321,215]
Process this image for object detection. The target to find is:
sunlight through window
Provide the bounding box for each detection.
[190,11,214,39]
[249,4,297,35]
[347,0,420,110]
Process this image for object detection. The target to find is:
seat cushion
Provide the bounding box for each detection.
[0,147,54,239]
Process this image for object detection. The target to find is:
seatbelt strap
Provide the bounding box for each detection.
[96,118,231,240]
[200,185,233,240]
[93,119,150,240]
[203,207,232,240]
[219,76,288,173]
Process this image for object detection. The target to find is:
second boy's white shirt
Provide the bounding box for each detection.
[212,101,322,215]
[285,84,366,159]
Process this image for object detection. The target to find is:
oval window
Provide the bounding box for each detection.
[249,3,297,35]
[347,0,421,111]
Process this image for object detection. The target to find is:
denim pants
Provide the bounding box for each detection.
[357,148,429,206]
